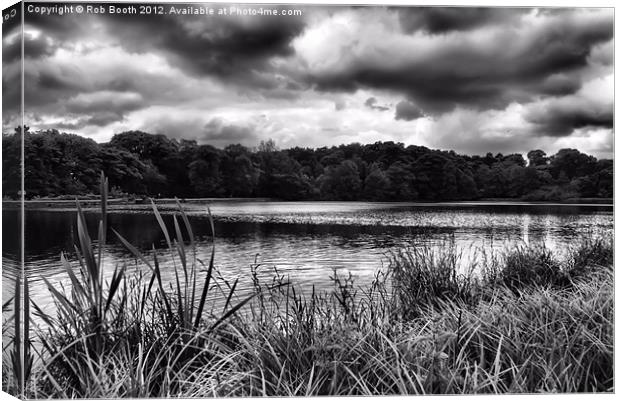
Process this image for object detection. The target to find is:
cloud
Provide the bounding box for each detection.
[364,97,389,111]
[100,8,307,86]
[202,118,257,144]
[589,40,613,66]
[395,100,424,121]
[525,97,613,137]
[59,91,146,128]
[299,8,613,114]
[539,73,582,96]
[334,100,346,111]
[3,5,612,161]
[24,9,93,41]
[397,7,525,34]
[54,112,123,130]
[136,113,259,148]
[66,91,144,114]
[524,74,613,137]
[3,31,57,63]
[9,43,231,132]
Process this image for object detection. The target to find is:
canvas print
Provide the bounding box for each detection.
[1,1,614,398]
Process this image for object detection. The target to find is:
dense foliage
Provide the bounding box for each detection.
[2,128,612,200]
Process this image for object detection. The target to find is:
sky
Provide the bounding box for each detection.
[1,2,614,158]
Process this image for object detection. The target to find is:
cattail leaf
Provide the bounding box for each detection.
[112,229,154,271]
[194,240,215,329]
[175,198,194,246]
[209,292,257,333]
[223,278,239,313]
[151,199,172,249]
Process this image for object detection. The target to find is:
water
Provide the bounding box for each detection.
[1,201,613,318]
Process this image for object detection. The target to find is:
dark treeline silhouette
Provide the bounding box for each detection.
[2,127,613,201]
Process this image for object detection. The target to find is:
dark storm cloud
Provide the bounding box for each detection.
[310,8,612,114]
[61,91,145,127]
[364,97,389,111]
[395,100,424,121]
[2,7,23,122]
[86,112,126,127]
[1,10,93,120]
[525,99,613,137]
[100,6,306,85]
[397,7,525,33]
[11,45,204,130]
[20,61,90,113]
[3,10,96,62]
[540,74,582,96]
[3,33,57,63]
[5,3,309,124]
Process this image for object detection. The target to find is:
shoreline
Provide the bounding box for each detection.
[2,197,614,210]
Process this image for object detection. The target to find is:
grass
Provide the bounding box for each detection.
[2,173,614,397]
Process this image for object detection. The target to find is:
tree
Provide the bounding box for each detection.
[363,163,391,200]
[268,173,313,200]
[188,145,223,197]
[109,131,180,195]
[385,161,417,200]
[527,149,548,167]
[412,154,458,200]
[549,149,597,180]
[221,145,259,197]
[2,132,22,198]
[318,160,362,200]
[99,146,149,194]
[456,169,479,200]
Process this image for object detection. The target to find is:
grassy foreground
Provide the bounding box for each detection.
[2,176,614,397]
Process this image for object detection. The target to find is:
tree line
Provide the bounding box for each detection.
[2,127,612,201]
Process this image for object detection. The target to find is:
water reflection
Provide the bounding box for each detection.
[1,202,613,318]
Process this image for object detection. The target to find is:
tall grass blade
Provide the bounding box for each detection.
[152,247,174,322]
[173,215,187,270]
[41,277,80,315]
[112,229,154,271]
[209,292,257,333]
[76,201,99,300]
[175,199,195,246]
[30,300,54,329]
[12,274,22,395]
[61,252,91,303]
[194,249,214,329]
[105,266,125,315]
[193,207,216,329]
[151,199,172,249]
[223,278,239,313]
[173,215,189,324]
[2,297,14,313]
[100,172,108,245]
[23,275,32,385]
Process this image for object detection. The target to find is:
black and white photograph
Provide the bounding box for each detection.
[1,0,615,398]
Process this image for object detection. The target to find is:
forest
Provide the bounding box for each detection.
[1,127,613,201]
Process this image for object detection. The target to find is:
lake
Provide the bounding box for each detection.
[1,201,614,316]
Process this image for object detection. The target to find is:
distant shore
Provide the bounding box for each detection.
[2,197,613,210]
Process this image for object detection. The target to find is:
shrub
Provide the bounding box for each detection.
[388,241,480,319]
[500,245,566,290]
